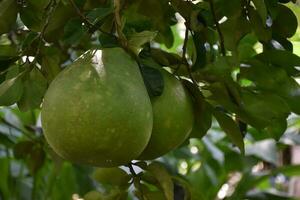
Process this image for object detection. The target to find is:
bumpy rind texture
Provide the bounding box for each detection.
[139,69,194,160]
[41,48,153,167]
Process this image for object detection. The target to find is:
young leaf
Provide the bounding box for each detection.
[0,74,23,106]
[128,31,157,55]
[213,110,245,153]
[17,68,48,112]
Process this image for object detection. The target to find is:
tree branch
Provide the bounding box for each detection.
[114,0,128,48]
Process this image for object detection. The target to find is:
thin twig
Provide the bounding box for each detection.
[0,117,35,140]
[127,163,137,176]
[208,0,226,56]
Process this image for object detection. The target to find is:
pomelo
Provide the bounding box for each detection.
[41,48,153,167]
[139,69,194,160]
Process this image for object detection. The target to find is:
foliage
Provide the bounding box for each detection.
[1,0,300,199]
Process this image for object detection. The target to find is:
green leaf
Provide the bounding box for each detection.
[248,7,271,42]
[191,32,207,70]
[255,50,300,76]
[98,33,119,48]
[41,46,62,82]
[182,80,212,139]
[140,66,164,97]
[215,0,242,17]
[149,48,181,67]
[0,132,14,147]
[170,0,194,20]
[128,31,157,55]
[28,144,46,174]
[146,162,174,200]
[172,176,192,200]
[92,167,130,187]
[13,141,35,159]
[229,165,300,200]
[252,0,268,23]
[19,0,49,32]
[208,81,239,112]
[0,74,23,106]
[0,158,10,200]
[50,163,79,200]
[246,190,297,200]
[86,6,114,25]
[63,18,88,45]
[136,0,175,48]
[0,0,18,34]
[0,45,18,60]
[276,77,300,115]
[214,110,245,153]
[239,90,290,129]
[240,59,300,114]
[264,118,287,141]
[220,13,251,50]
[17,68,48,112]
[272,4,297,38]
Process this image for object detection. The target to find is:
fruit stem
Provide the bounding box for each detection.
[127,163,138,177]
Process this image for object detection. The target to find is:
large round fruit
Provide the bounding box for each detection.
[139,69,194,160]
[41,48,153,167]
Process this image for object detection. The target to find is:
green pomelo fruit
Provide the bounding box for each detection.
[41,48,153,167]
[139,69,194,160]
[0,0,18,35]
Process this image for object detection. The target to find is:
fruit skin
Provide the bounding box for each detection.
[139,69,194,160]
[41,48,153,167]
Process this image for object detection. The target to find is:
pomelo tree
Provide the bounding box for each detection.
[1,0,300,199]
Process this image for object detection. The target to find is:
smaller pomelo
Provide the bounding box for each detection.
[138,69,194,160]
